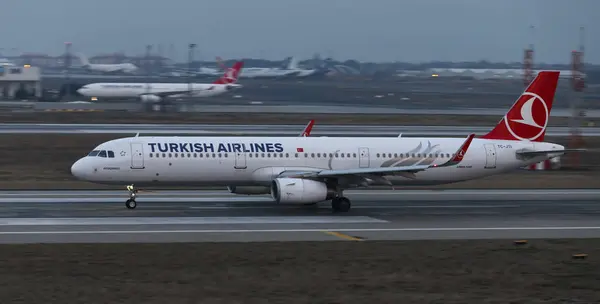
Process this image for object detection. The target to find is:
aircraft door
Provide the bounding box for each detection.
[483,144,497,169]
[358,147,370,168]
[130,142,145,169]
[234,152,247,169]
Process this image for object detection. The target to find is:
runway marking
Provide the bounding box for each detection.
[322,231,365,241]
[3,226,600,235]
[0,216,388,226]
[187,204,522,210]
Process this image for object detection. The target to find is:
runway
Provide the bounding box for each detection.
[6,100,600,117]
[0,189,599,243]
[0,123,597,136]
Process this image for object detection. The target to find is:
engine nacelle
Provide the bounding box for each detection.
[139,94,162,103]
[227,185,271,195]
[270,178,333,204]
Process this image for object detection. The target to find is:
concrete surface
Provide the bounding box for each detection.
[0,189,598,243]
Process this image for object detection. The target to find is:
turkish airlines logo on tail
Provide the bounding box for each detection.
[224,68,237,82]
[504,92,549,141]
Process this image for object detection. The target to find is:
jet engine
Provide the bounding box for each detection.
[270,178,334,204]
[139,94,161,103]
[227,185,271,195]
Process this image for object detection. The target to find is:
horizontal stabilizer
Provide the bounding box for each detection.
[516,149,587,157]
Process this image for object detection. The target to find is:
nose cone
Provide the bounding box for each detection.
[76,88,86,95]
[71,159,86,179]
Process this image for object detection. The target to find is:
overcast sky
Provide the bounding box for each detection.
[1,0,597,63]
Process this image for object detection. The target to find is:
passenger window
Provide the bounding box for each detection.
[108,151,114,158]
[98,150,107,158]
[88,150,99,157]
[149,153,153,158]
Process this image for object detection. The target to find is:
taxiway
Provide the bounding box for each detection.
[0,189,598,244]
[0,123,597,136]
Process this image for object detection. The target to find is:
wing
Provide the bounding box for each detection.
[279,133,475,180]
[140,90,196,98]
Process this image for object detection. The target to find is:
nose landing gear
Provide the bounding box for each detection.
[125,184,138,209]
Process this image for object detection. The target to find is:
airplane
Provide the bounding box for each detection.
[76,53,139,74]
[240,57,304,78]
[285,57,318,78]
[70,71,575,212]
[77,62,244,103]
[167,56,228,77]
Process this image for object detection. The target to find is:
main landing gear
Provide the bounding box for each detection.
[125,184,138,209]
[331,197,351,212]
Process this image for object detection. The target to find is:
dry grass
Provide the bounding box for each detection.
[0,111,598,126]
[0,240,599,303]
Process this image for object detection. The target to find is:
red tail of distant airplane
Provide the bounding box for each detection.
[213,61,244,85]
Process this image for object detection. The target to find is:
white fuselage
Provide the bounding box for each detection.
[77,83,238,99]
[71,136,563,187]
[84,63,138,73]
[242,68,299,78]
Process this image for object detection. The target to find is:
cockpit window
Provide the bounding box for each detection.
[88,150,116,158]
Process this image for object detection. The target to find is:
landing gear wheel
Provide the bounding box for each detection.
[332,197,351,212]
[125,199,137,209]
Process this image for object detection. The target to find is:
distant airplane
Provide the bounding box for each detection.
[77,62,244,103]
[70,71,579,212]
[0,58,15,67]
[76,53,139,74]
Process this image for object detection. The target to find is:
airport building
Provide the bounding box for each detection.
[0,65,41,99]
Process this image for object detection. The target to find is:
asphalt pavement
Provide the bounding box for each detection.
[0,189,598,243]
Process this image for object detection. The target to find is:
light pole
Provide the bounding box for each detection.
[64,42,72,101]
[188,43,196,95]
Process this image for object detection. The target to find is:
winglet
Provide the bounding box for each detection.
[436,133,475,167]
[300,119,315,137]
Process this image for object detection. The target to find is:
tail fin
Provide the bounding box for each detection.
[215,56,226,71]
[213,61,244,84]
[76,53,90,66]
[480,71,560,142]
[287,57,298,70]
